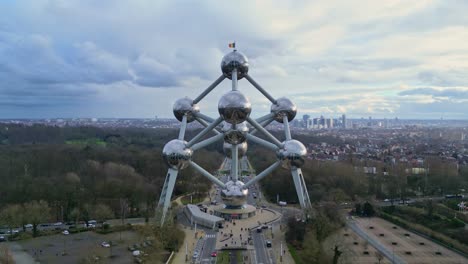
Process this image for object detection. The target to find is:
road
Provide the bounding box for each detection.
[198,231,217,263]
[347,218,406,264]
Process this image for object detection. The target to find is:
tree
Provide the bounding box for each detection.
[23,200,51,237]
[0,204,22,235]
[93,203,114,228]
[69,207,80,225]
[363,202,375,217]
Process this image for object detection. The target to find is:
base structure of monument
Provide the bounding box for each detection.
[212,204,256,220]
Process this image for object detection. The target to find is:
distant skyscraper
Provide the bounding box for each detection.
[342,114,346,128]
[302,114,310,128]
[326,118,333,128]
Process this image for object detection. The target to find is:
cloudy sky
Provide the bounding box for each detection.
[1,0,468,119]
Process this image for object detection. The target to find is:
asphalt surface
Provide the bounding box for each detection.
[199,231,217,263]
[347,218,406,264]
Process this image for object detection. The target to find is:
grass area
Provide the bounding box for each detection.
[216,251,230,264]
[65,138,106,146]
[180,195,205,205]
[287,243,302,264]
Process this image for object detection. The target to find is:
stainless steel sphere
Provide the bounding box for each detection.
[271,97,297,123]
[223,142,248,158]
[276,140,307,169]
[222,121,249,144]
[221,50,249,80]
[173,97,199,123]
[221,180,249,208]
[218,91,252,124]
[162,139,192,170]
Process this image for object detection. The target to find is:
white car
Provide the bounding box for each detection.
[53,222,63,226]
[62,230,69,235]
[101,242,111,248]
[24,224,33,228]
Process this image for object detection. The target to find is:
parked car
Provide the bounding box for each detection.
[101,241,110,248]
[0,235,6,242]
[53,222,63,226]
[24,224,33,228]
[266,240,272,247]
[211,251,217,257]
[62,230,69,235]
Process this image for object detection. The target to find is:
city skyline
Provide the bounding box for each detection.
[1,1,468,119]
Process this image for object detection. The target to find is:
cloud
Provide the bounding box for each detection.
[0,0,468,119]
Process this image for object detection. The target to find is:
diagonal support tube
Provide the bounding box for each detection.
[193,75,226,104]
[189,161,226,188]
[250,118,274,136]
[243,161,281,189]
[245,74,277,104]
[256,113,275,123]
[194,116,220,135]
[191,133,224,151]
[246,116,282,147]
[246,134,279,151]
[194,112,215,123]
[186,117,223,148]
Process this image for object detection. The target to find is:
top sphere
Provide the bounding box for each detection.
[276,140,307,169]
[271,97,297,123]
[173,97,199,123]
[218,91,252,124]
[162,139,192,170]
[221,51,249,80]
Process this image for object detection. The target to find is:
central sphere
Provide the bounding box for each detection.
[271,97,297,123]
[223,142,248,158]
[162,139,192,170]
[276,140,307,169]
[221,51,249,80]
[218,91,252,124]
[173,97,199,123]
[222,121,249,144]
[221,180,249,208]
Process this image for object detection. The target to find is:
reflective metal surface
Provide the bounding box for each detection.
[276,140,307,169]
[221,180,249,208]
[222,121,249,144]
[218,91,252,124]
[173,97,200,123]
[221,50,249,80]
[271,97,297,123]
[162,139,192,170]
[223,142,248,158]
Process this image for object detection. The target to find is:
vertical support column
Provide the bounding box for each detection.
[283,115,292,141]
[157,168,179,225]
[232,69,238,91]
[178,115,188,140]
[231,144,239,182]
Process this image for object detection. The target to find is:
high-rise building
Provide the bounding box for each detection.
[326,118,333,128]
[302,114,310,128]
[342,114,346,128]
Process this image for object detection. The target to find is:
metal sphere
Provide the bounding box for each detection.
[276,140,307,169]
[218,91,252,124]
[221,50,249,80]
[223,142,248,158]
[271,97,297,123]
[221,180,249,208]
[162,139,192,170]
[222,121,249,144]
[173,97,199,123]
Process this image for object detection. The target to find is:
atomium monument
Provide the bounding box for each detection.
[157,49,312,224]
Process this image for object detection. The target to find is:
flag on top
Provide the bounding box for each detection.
[228,42,236,48]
